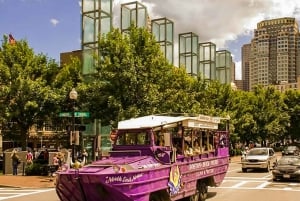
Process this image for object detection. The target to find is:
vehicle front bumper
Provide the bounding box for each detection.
[272,171,300,181]
[241,161,268,169]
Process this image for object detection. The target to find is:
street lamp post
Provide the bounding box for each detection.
[69,88,78,162]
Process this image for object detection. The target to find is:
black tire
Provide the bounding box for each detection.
[242,168,247,173]
[265,163,270,172]
[149,190,170,201]
[189,189,200,201]
[198,181,208,201]
[149,194,162,201]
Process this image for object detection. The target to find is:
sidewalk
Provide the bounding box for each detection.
[0,174,55,188]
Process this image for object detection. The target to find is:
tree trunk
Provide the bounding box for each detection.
[20,127,28,151]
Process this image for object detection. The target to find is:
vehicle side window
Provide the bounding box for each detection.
[269,149,274,156]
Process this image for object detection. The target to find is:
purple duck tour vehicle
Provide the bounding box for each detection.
[55,114,230,201]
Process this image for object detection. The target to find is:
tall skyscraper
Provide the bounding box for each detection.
[242,44,251,91]
[249,17,300,90]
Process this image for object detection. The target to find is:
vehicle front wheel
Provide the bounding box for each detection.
[242,168,247,173]
[264,163,270,172]
[149,194,162,201]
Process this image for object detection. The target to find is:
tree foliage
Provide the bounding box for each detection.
[0,35,81,149]
[283,89,300,142]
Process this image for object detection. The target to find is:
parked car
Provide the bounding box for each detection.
[282,145,300,156]
[241,147,277,172]
[272,155,300,181]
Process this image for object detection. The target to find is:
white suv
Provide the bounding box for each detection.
[241,147,277,172]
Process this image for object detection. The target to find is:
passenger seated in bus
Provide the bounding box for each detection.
[174,142,183,155]
[184,142,193,156]
[193,141,201,154]
[203,142,213,151]
[159,139,164,146]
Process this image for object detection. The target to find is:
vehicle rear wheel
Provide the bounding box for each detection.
[242,168,247,173]
[198,181,208,201]
[189,189,200,201]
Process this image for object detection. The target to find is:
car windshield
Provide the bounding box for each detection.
[247,148,268,156]
[278,157,300,165]
[117,131,150,145]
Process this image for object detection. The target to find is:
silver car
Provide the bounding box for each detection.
[241,147,277,172]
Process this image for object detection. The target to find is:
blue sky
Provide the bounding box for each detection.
[1,0,300,80]
[0,0,81,60]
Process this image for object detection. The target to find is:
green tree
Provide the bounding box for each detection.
[283,89,300,142]
[0,35,80,149]
[252,86,289,146]
[230,90,257,144]
[82,26,195,126]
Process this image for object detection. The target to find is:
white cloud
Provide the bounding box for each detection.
[113,0,300,52]
[50,18,59,27]
[113,0,300,78]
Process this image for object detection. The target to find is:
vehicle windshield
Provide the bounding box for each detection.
[278,157,300,165]
[116,131,150,145]
[247,148,268,156]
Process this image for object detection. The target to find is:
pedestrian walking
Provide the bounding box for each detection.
[26,150,33,166]
[11,149,20,175]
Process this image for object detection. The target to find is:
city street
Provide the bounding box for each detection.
[1,159,300,201]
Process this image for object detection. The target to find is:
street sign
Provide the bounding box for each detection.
[74,112,90,118]
[59,112,72,117]
[59,112,90,118]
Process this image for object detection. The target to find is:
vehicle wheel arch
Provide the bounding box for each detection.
[195,178,211,201]
[149,189,170,201]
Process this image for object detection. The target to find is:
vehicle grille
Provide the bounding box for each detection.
[248,160,259,162]
[279,169,295,174]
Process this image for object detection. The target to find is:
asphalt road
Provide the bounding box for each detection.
[1,157,299,201]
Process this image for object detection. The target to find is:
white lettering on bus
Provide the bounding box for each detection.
[105,173,144,184]
[189,159,219,170]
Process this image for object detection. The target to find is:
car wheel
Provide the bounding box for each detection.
[198,181,208,201]
[265,163,270,172]
[242,168,247,173]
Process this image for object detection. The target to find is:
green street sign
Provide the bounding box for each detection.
[59,112,90,118]
[74,112,90,118]
[59,112,72,117]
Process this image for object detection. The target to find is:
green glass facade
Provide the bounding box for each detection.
[179,32,199,76]
[199,42,216,80]
[80,1,232,82]
[121,1,148,33]
[81,0,112,75]
[151,18,174,65]
[216,50,232,84]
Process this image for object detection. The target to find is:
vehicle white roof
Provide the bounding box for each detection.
[117,114,221,130]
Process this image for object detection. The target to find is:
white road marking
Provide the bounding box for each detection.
[0,188,54,200]
[231,181,248,188]
[215,177,300,192]
[225,176,269,180]
[255,181,271,189]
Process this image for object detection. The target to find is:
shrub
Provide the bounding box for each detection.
[25,163,47,176]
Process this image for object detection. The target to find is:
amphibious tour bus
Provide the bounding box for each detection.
[55,114,230,201]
